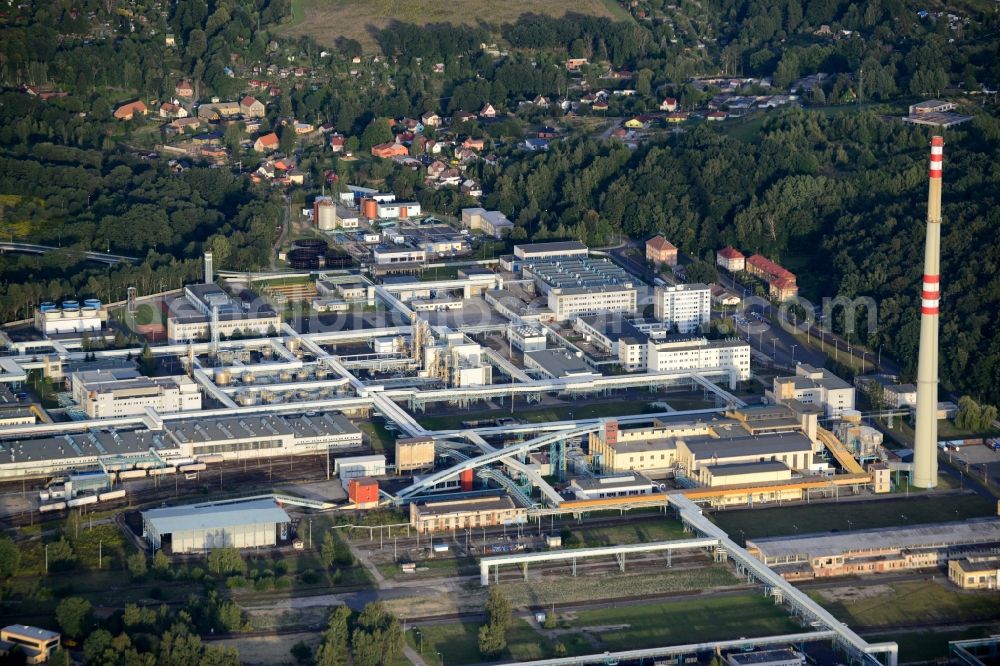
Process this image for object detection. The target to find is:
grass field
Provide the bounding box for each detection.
[812,580,1000,629]
[281,0,629,50]
[407,594,797,664]
[563,517,688,547]
[711,494,996,539]
[565,594,802,650]
[865,625,1000,663]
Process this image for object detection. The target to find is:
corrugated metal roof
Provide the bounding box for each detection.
[143,499,289,535]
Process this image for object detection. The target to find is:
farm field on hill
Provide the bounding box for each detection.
[281,0,627,49]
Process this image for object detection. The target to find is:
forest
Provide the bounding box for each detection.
[477,110,1000,404]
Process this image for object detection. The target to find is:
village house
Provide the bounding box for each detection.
[371,142,409,159]
[175,80,194,98]
[462,137,485,151]
[660,97,678,111]
[253,132,279,153]
[239,95,266,118]
[158,102,188,119]
[330,133,345,152]
[646,235,678,266]
[421,111,441,127]
[479,103,497,118]
[453,111,477,123]
[114,100,148,120]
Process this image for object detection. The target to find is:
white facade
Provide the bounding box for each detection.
[548,287,637,320]
[646,337,750,384]
[81,375,201,419]
[770,364,855,416]
[570,472,656,500]
[376,202,421,219]
[654,284,711,333]
[461,208,514,238]
[373,246,426,265]
[34,304,106,335]
[509,326,546,352]
[513,241,588,260]
[335,454,387,489]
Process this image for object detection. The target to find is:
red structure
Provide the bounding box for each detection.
[349,478,379,506]
[460,469,474,492]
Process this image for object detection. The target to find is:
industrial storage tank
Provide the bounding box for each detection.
[84,298,102,309]
[292,238,328,253]
[39,302,57,313]
[287,338,301,353]
[315,199,336,230]
[362,198,378,219]
[279,369,293,382]
[242,371,256,384]
[62,300,79,310]
[287,248,321,270]
[315,366,329,380]
[216,369,232,386]
[296,368,311,381]
[237,391,257,406]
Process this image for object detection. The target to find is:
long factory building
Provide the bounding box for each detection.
[0,410,362,479]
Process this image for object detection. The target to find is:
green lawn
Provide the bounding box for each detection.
[812,581,1000,628]
[377,556,479,580]
[359,420,396,455]
[563,518,688,548]
[711,494,996,539]
[565,594,802,649]
[416,399,669,430]
[865,625,1000,663]
[419,265,462,281]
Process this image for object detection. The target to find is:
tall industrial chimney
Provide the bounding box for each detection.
[204,251,214,284]
[912,136,944,489]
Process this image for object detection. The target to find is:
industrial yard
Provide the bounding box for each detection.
[1,154,998,666]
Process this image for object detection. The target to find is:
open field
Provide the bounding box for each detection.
[407,593,798,664]
[563,517,688,547]
[281,0,628,50]
[711,494,996,539]
[864,625,1000,664]
[812,580,1000,629]
[565,594,802,650]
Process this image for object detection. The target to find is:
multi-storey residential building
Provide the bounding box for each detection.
[645,235,678,266]
[653,283,711,333]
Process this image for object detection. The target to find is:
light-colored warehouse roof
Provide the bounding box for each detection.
[749,518,1000,561]
[143,499,290,535]
[683,433,813,460]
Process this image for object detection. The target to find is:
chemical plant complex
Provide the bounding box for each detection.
[0,137,996,666]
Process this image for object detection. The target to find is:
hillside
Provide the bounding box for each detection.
[279,0,630,51]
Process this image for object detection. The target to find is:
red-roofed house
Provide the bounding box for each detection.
[329,133,345,153]
[479,103,497,118]
[371,142,409,159]
[462,137,485,151]
[239,95,266,118]
[158,102,188,119]
[660,97,678,112]
[253,132,279,153]
[746,254,798,301]
[646,235,678,267]
[175,80,194,98]
[114,100,148,120]
[716,247,745,272]
[707,111,728,121]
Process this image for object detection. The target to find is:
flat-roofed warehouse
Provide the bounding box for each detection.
[747,518,1000,580]
[142,499,291,553]
[410,494,527,534]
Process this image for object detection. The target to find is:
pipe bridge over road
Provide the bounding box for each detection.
[395,424,601,501]
[667,494,898,666]
[479,537,720,585]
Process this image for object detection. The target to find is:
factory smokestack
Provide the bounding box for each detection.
[912,136,944,489]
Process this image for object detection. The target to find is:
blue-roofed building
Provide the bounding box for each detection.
[142,499,290,553]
